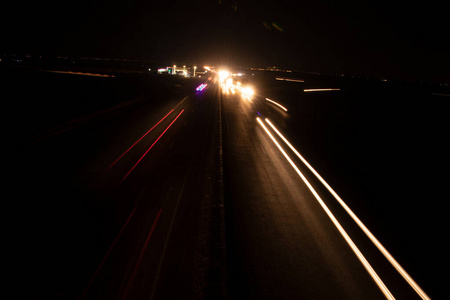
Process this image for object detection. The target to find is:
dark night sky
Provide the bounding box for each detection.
[1,0,448,82]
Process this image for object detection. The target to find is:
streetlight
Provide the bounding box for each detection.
[194,66,197,77]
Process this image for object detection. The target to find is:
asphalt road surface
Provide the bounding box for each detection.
[5,66,447,299]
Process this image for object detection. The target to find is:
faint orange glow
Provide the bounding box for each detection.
[272,22,283,32]
[264,118,431,300]
[48,70,114,77]
[257,117,395,300]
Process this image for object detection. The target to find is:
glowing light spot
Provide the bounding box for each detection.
[242,87,254,96]
[218,70,230,83]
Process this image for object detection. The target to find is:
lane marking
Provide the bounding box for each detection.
[106,109,174,172]
[120,110,184,184]
[257,117,395,300]
[265,118,430,300]
[265,98,288,111]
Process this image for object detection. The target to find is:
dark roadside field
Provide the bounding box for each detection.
[2,65,203,147]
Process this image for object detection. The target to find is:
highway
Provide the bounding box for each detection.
[220,79,432,300]
[5,67,447,299]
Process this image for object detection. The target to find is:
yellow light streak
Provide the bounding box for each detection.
[303,88,340,92]
[276,77,304,82]
[284,78,304,82]
[264,118,431,300]
[265,98,288,111]
[256,117,395,300]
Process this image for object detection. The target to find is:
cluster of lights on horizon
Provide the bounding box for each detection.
[219,69,254,99]
[156,65,214,77]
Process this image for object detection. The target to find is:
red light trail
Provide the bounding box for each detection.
[120,110,185,184]
[106,109,174,172]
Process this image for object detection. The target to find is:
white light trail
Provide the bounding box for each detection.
[265,98,288,111]
[256,117,395,300]
[264,118,431,300]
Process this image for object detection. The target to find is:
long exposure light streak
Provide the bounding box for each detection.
[120,110,184,184]
[265,98,288,111]
[264,118,430,300]
[106,109,174,172]
[303,88,340,92]
[275,77,304,82]
[257,117,395,300]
